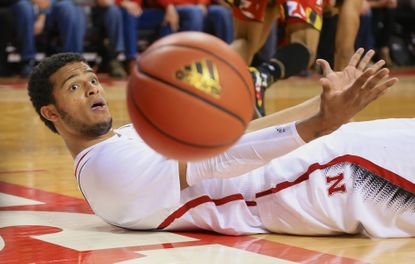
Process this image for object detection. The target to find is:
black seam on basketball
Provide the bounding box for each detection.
[137,64,247,127]
[142,43,255,107]
[128,84,241,149]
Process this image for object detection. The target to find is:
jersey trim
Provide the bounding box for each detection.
[256,154,415,198]
[74,149,92,179]
[158,194,256,229]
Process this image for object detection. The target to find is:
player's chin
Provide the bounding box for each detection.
[88,112,112,126]
[85,118,113,137]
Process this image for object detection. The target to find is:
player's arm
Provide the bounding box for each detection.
[246,96,321,132]
[186,121,304,185]
[251,48,397,142]
[185,49,397,186]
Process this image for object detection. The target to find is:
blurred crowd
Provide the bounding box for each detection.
[0,0,414,79]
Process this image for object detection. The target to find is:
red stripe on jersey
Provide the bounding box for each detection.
[74,150,92,179]
[256,154,415,198]
[158,194,251,229]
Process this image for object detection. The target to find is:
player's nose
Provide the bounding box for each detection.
[86,82,99,96]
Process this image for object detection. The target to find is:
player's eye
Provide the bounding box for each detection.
[69,83,80,91]
[90,78,98,85]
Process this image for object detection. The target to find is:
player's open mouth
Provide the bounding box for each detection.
[91,99,107,111]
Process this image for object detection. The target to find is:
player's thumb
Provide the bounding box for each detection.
[320,77,332,94]
[316,59,333,76]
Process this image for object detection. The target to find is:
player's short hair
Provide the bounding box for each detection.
[28,53,86,133]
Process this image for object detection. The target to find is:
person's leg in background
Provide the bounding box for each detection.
[372,7,396,66]
[204,4,233,44]
[251,22,277,66]
[137,8,172,37]
[175,5,204,33]
[316,11,337,69]
[11,0,36,78]
[48,0,86,53]
[93,4,126,77]
[355,8,374,52]
[121,7,169,72]
[230,2,310,117]
[334,0,363,70]
[0,8,15,76]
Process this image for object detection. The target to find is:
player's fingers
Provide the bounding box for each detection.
[367,77,398,100]
[369,59,386,72]
[316,59,334,76]
[362,68,390,90]
[357,49,375,71]
[349,67,375,92]
[348,48,364,68]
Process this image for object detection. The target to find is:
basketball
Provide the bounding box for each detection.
[127,32,254,161]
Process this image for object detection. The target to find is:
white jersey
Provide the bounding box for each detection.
[74,119,415,238]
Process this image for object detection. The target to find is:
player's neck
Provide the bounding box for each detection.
[62,129,115,158]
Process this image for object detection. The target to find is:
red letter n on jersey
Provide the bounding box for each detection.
[326,173,346,196]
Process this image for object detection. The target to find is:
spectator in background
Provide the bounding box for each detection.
[92,0,127,78]
[354,0,374,52]
[118,0,203,72]
[118,0,232,72]
[0,0,16,77]
[368,0,398,67]
[0,0,36,78]
[33,0,86,54]
[197,0,234,44]
[280,0,364,70]
[317,0,366,70]
[0,0,86,78]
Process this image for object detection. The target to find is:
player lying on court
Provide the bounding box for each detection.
[28,49,415,238]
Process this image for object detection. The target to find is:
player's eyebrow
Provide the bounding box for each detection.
[61,73,79,87]
[61,69,95,88]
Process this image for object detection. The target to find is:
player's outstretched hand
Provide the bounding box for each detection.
[316,48,398,132]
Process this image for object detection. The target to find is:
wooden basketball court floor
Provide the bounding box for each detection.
[1,69,415,264]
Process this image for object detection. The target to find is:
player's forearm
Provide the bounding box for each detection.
[186,122,305,185]
[247,96,320,132]
[295,112,341,143]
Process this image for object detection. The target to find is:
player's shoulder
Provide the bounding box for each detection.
[74,124,137,171]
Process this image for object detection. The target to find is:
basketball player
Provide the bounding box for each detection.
[229,0,311,117]
[28,49,414,238]
[233,0,364,117]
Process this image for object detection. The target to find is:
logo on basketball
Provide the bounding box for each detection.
[175,59,222,98]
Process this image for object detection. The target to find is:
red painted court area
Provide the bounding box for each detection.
[0,182,366,263]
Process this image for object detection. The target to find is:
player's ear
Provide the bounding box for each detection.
[40,105,59,122]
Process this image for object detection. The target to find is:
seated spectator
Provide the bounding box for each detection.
[368,0,398,67]
[118,0,202,71]
[33,0,86,54]
[0,0,36,78]
[92,0,127,78]
[201,0,234,44]
[1,0,86,78]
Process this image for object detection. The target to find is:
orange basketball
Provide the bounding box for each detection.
[127,32,254,161]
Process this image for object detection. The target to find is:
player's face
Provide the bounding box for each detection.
[49,61,112,137]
